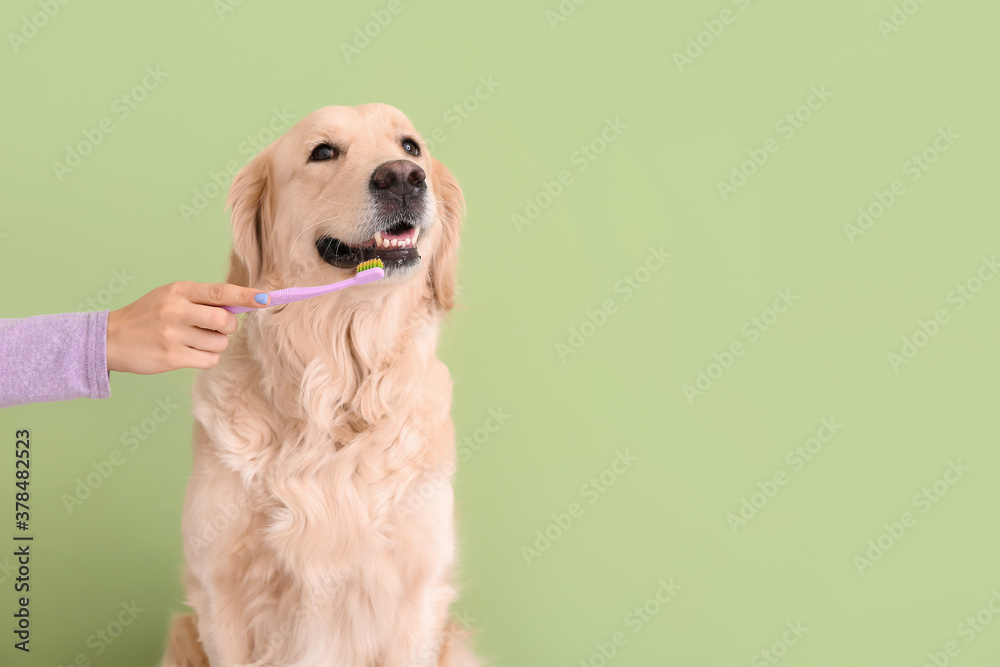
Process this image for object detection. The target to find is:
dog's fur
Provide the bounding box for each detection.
[161,104,476,667]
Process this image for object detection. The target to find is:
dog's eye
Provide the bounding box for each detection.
[309,144,339,162]
[401,139,420,156]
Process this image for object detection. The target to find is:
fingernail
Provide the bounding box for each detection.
[255,293,269,305]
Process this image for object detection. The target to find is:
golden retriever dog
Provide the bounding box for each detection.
[161,103,477,667]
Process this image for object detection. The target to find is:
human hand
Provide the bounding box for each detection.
[106,282,268,374]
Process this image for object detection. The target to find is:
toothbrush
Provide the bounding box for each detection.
[224,259,385,314]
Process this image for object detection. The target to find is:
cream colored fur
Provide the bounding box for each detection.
[161,104,476,667]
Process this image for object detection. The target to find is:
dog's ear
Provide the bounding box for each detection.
[225,149,273,287]
[428,157,464,311]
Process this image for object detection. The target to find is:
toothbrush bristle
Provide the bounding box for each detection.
[355,258,384,273]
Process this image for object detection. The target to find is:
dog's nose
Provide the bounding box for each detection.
[370,160,426,199]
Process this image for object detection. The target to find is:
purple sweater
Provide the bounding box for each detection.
[0,311,111,409]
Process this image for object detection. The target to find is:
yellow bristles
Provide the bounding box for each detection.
[355,258,384,273]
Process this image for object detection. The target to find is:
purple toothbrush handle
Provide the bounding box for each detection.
[223,267,385,314]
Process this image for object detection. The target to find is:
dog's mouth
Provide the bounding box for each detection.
[316,222,421,271]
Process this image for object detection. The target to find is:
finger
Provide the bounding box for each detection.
[177,347,222,371]
[182,327,230,354]
[185,282,269,308]
[187,304,239,335]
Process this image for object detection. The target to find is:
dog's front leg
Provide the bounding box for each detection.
[380,480,459,667]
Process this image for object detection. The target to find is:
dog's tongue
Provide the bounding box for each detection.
[381,227,415,241]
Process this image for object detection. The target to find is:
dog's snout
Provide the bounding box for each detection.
[370,160,426,199]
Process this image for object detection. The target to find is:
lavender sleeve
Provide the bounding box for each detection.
[0,311,112,409]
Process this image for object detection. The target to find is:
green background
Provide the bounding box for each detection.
[2,0,999,665]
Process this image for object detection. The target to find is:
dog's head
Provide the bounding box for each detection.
[226,103,464,311]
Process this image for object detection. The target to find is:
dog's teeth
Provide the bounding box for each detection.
[374,232,383,247]
[383,237,391,249]
[412,228,420,244]
[390,239,398,248]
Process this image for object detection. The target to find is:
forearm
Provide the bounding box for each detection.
[0,311,112,409]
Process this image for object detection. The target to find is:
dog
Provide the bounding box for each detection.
[161,103,477,667]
